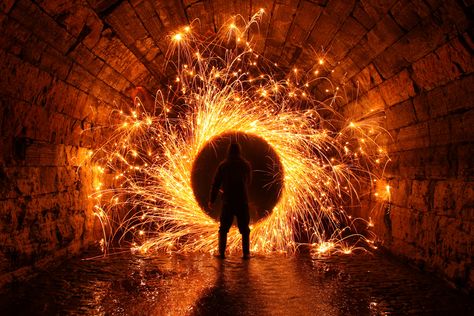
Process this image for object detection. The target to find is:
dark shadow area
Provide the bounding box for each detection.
[191,132,284,223]
[190,259,252,315]
[0,250,472,315]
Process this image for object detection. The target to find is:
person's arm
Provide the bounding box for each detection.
[209,165,224,206]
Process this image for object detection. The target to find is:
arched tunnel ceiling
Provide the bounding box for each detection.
[87,0,432,82]
[9,0,468,102]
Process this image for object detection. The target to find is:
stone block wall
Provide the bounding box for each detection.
[0,0,160,285]
[317,0,473,290]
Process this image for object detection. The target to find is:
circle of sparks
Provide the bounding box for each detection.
[90,12,390,256]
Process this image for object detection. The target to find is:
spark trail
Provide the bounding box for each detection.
[89,11,390,256]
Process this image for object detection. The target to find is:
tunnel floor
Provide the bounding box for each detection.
[0,250,472,315]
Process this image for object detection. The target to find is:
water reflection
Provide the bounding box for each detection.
[0,252,472,315]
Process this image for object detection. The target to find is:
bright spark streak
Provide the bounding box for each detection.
[173,33,183,41]
[89,11,389,256]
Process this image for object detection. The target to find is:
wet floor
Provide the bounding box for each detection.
[0,250,472,315]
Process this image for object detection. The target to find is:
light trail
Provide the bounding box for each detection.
[88,11,390,256]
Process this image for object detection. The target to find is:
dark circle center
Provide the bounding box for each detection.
[191,132,284,223]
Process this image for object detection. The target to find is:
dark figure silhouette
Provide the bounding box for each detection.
[208,142,252,259]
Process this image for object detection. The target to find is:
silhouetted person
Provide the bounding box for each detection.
[208,142,252,259]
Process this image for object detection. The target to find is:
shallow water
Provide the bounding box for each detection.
[0,251,472,315]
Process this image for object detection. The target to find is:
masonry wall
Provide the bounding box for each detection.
[0,0,159,285]
[321,1,474,290]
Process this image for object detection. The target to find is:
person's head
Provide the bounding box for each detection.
[227,142,241,158]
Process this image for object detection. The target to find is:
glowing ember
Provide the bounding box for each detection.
[89,11,389,256]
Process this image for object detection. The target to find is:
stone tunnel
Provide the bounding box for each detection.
[0,0,473,314]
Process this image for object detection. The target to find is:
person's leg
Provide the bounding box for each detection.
[218,204,233,258]
[236,204,250,257]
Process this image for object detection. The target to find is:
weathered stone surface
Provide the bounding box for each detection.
[287,1,322,46]
[390,0,431,31]
[390,206,417,243]
[327,16,365,61]
[433,180,463,214]
[458,144,474,179]
[342,86,385,119]
[379,70,416,107]
[452,109,474,143]
[352,2,377,30]
[412,38,474,91]
[388,178,409,207]
[396,122,430,151]
[428,117,452,146]
[329,56,361,85]
[184,1,214,35]
[373,1,469,80]
[306,0,355,52]
[278,1,322,67]
[350,15,404,71]
[424,146,455,179]
[396,150,421,178]
[386,99,417,130]
[352,63,383,95]
[68,43,104,77]
[367,15,404,53]
[9,0,75,54]
[408,180,430,211]
[266,1,298,50]
[413,75,474,123]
